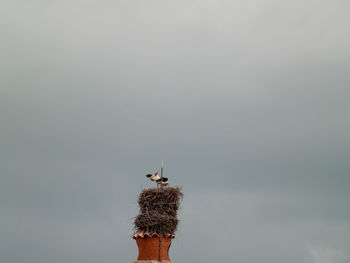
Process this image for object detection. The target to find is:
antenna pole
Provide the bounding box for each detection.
[160,160,164,189]
[159,160,163,261]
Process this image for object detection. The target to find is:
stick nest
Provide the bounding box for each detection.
[134,187,183,234]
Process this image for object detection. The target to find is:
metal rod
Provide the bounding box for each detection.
[158,232,162,261]
[161,160,163,178]
[159,160,163,260]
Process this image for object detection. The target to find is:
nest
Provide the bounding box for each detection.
[134,187,183,234]
[135,211,179,234]
[138,187,183,217]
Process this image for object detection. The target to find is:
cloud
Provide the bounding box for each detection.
[309,245,348,263]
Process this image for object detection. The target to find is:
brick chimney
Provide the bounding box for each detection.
[132,186,183,263]
[132,231,174,263]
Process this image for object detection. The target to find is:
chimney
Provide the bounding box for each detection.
[132,231,174,263]
[132,187,183,263]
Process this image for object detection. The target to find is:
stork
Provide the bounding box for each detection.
[157,177,169,187]
[146,172,160,182]
[146,172,161,188]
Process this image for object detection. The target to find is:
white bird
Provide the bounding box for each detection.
[157,177,169,187]
[146,172,160,182]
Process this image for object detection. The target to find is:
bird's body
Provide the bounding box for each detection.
[159,181,169,186]
[146,172,160,182]
[157,177,169,187]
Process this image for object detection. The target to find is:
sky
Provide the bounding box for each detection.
[1,0,350,263]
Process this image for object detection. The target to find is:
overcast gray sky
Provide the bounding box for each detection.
[1,1,350,263]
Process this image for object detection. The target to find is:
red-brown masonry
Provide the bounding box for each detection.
[136,236,172,261]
